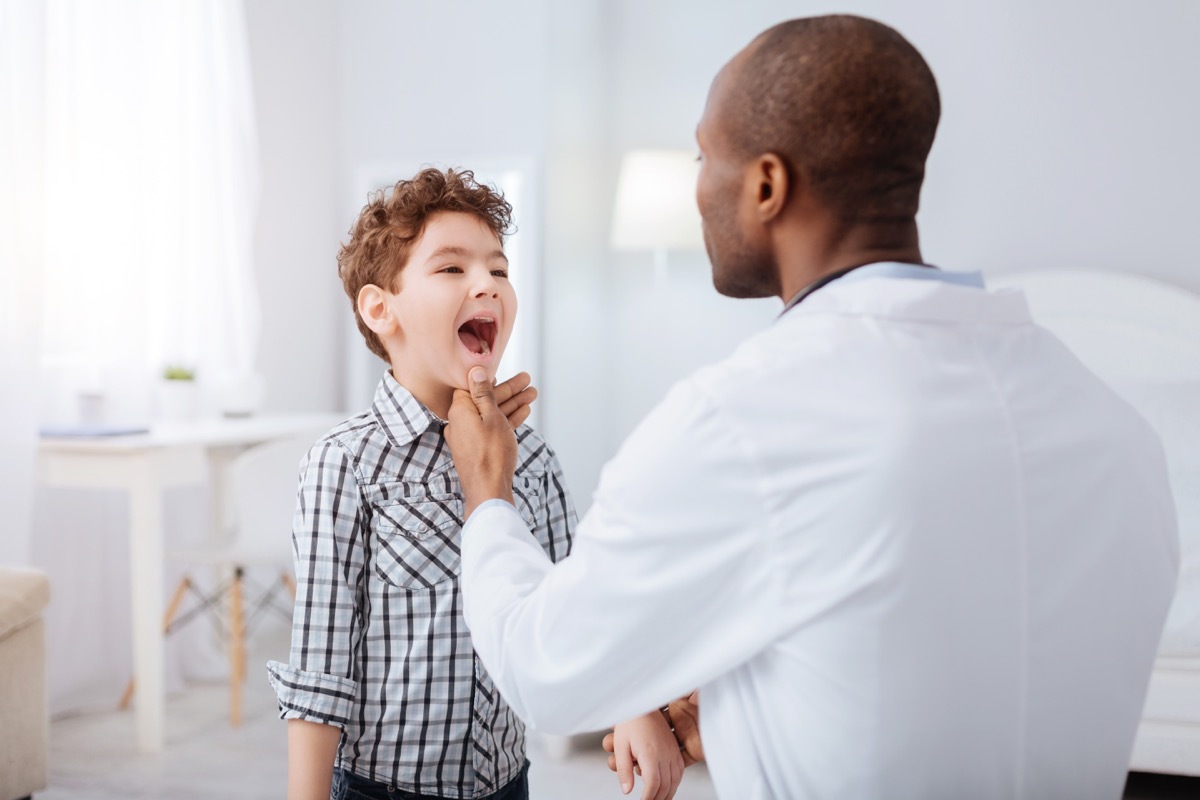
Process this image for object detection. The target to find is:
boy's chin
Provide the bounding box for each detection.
[451,362,497,390]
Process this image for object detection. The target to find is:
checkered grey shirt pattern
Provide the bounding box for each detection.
[267,372,575,798]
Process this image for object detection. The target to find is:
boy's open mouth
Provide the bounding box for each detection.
[457,316,497,356]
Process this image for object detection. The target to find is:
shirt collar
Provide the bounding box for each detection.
[371,370,445,447]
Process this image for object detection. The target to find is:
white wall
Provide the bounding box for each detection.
[536,1,620,505]
[335,1,550,163]
[909,0,1200,289]
[244,0,343,414]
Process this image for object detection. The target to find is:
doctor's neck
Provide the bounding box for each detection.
[775,213,924,303]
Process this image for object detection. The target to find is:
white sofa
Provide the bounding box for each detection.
[0,566,51,800]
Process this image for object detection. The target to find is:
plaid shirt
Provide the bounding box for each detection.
[267,372,575,798]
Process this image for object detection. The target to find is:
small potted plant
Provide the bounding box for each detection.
[162,365,195,382]
[156,364,198,421]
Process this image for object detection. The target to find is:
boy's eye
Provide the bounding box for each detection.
[439,266,463,274]
[491,269,509,278]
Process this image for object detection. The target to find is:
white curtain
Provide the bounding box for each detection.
[1,0,261,713]
[37,0,260,421]
[0,0,45,566]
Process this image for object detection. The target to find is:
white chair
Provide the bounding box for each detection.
[121,432,317,726]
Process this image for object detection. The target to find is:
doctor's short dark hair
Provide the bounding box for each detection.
[338,167,515,362]
[732,15,941,222]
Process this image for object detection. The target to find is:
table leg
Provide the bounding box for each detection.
[129,467,165,752]
[208,446,241,541]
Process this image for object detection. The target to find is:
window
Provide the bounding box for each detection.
[5,0,260,424]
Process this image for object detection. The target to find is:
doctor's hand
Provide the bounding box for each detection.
[446,367,517,518]
[666,690,704,767]
[492,371,538,429]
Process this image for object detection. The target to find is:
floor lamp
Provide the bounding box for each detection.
[610,150,705,286]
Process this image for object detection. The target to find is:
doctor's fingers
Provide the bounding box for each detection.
[498,386,537,428]
[505,403,531,429]
[493,371,532,402]
[669,693,704,767]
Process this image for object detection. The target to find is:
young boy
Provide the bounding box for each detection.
[267,168,681,800]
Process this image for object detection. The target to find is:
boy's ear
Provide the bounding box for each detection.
[357,284,398,336]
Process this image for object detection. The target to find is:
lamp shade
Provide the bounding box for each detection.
[610,150,704,252]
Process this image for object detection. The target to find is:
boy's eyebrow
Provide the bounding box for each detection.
[425,245,508,263]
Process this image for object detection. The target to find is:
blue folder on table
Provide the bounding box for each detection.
[39,424,151,438]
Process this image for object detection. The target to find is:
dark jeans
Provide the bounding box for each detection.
[332,762,530,800]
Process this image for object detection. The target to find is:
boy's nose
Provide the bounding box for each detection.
[472,273,500,298]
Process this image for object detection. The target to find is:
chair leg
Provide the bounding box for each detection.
[120,576,192,710]
[229,566,245,727]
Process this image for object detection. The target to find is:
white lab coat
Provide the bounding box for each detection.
[461,274,1180,799]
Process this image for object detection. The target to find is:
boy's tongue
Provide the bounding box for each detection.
[458,326,491,355]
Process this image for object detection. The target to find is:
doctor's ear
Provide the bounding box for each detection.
[753,153,790,223]
[358,284,397,336]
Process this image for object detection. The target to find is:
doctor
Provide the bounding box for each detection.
[445,14,1179,800]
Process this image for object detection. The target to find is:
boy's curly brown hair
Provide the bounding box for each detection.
[338,167,515,362]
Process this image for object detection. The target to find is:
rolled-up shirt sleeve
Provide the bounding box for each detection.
[266,438,366,727]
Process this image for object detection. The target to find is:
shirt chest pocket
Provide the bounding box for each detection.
[512,472,545,531]
[371,496,462,590]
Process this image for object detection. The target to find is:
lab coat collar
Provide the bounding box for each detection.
[371,370,443,447]
[791,268,1031,326]
[779,262,986,316]
[833,262,985,290]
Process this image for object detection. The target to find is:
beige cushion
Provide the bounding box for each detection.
[0,567,51,638]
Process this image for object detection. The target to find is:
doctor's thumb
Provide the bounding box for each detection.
[468,367,496,407]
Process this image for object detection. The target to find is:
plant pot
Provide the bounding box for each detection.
[155,380,199,422]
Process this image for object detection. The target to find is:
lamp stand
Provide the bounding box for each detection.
[653,247,669,288]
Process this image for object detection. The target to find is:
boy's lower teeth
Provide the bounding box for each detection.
[481,340,491,355]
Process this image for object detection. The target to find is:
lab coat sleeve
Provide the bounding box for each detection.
[461,379,793,734]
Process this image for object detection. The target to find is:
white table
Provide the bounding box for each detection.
[37,413,343,752]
